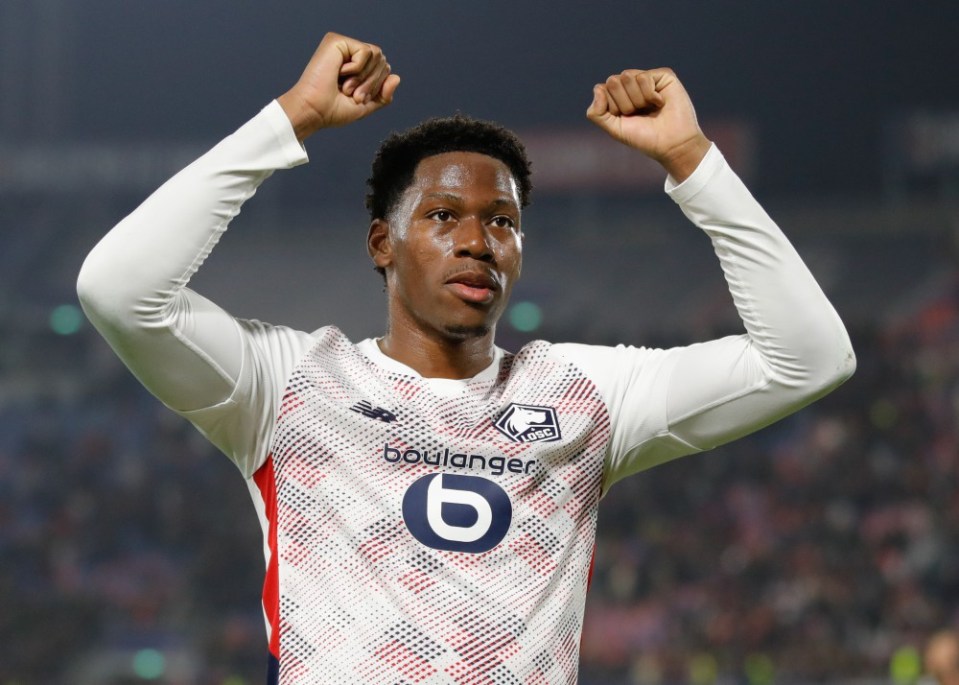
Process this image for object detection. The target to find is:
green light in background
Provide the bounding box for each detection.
[890,645,921,685]
[689,652,718,685]
[132,648,165,680]
[744,653,775,685]
[49,304,83,336]
[508,301,542,333]
[870,398,899,430]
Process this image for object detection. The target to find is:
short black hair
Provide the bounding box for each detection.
[365,113,533,222]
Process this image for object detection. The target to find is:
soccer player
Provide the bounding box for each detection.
[77,31,855,684]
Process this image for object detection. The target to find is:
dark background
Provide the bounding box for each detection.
[5,1,958,196]
[2,2,959,683]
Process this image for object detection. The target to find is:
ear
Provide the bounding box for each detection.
[367,218,393,271]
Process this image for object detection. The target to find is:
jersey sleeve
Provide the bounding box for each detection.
[76,101,314,477]
[556,144,856,493]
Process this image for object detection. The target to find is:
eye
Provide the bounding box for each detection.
[428,209,454,222]
[490,215,516,229]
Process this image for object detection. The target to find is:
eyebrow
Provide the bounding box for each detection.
[421,192,519,210]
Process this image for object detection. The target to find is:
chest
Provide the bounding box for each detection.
[268,338,611,555]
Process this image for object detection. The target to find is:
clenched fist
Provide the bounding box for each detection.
[587,68,711,182]
[278,32,401,141]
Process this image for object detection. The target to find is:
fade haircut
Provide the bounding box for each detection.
[365,113,533,224]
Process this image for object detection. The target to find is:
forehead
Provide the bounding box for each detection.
[409,151,519,202]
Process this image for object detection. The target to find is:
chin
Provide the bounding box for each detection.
[442,323,492,340]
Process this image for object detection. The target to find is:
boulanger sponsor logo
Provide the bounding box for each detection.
[382,443,536,476]
[402,473,512,553]
[494,403,561,444]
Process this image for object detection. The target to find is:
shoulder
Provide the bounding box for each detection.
[235,318,323,356]
[231,320,368,384]
[518,341,676,411]
[537,341,666,375]
[503,339,665,390]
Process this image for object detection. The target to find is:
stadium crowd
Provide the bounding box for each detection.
[1,262,956,684]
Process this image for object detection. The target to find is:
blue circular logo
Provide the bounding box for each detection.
[402,473,512,553]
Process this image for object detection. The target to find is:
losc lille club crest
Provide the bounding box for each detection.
[494,403,562,444]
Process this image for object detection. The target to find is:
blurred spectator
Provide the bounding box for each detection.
[926,630,959,685]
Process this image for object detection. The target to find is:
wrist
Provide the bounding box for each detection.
[660,134,712,184]
[277,91,324,142]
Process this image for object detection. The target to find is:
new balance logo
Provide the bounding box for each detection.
[350,400,397,423]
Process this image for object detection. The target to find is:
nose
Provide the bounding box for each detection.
[454,217,493,262]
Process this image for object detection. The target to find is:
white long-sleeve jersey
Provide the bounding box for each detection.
[77,101,854,684]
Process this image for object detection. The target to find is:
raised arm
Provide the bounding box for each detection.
[76,33,399,469]
[572,68,855,487]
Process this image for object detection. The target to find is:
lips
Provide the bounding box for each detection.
[444,269,500,305]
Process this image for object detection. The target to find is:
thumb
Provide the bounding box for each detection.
[365,74,402,111]
[586,84,619,138]
[378,73,401,104]
[585,84,609,121]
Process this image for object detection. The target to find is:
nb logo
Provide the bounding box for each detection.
[350,400,397,423]
[402,473,512,553]
[494,403,561,444]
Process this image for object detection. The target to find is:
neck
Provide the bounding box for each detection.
[378,325,497,379]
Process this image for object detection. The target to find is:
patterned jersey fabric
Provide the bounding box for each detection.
[255,327,611,683]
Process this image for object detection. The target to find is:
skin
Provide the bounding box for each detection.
[926,631,959,685]
[367,151,523,378]
[278,32,712,379]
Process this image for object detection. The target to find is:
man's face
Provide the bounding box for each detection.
[370,151,523,341]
